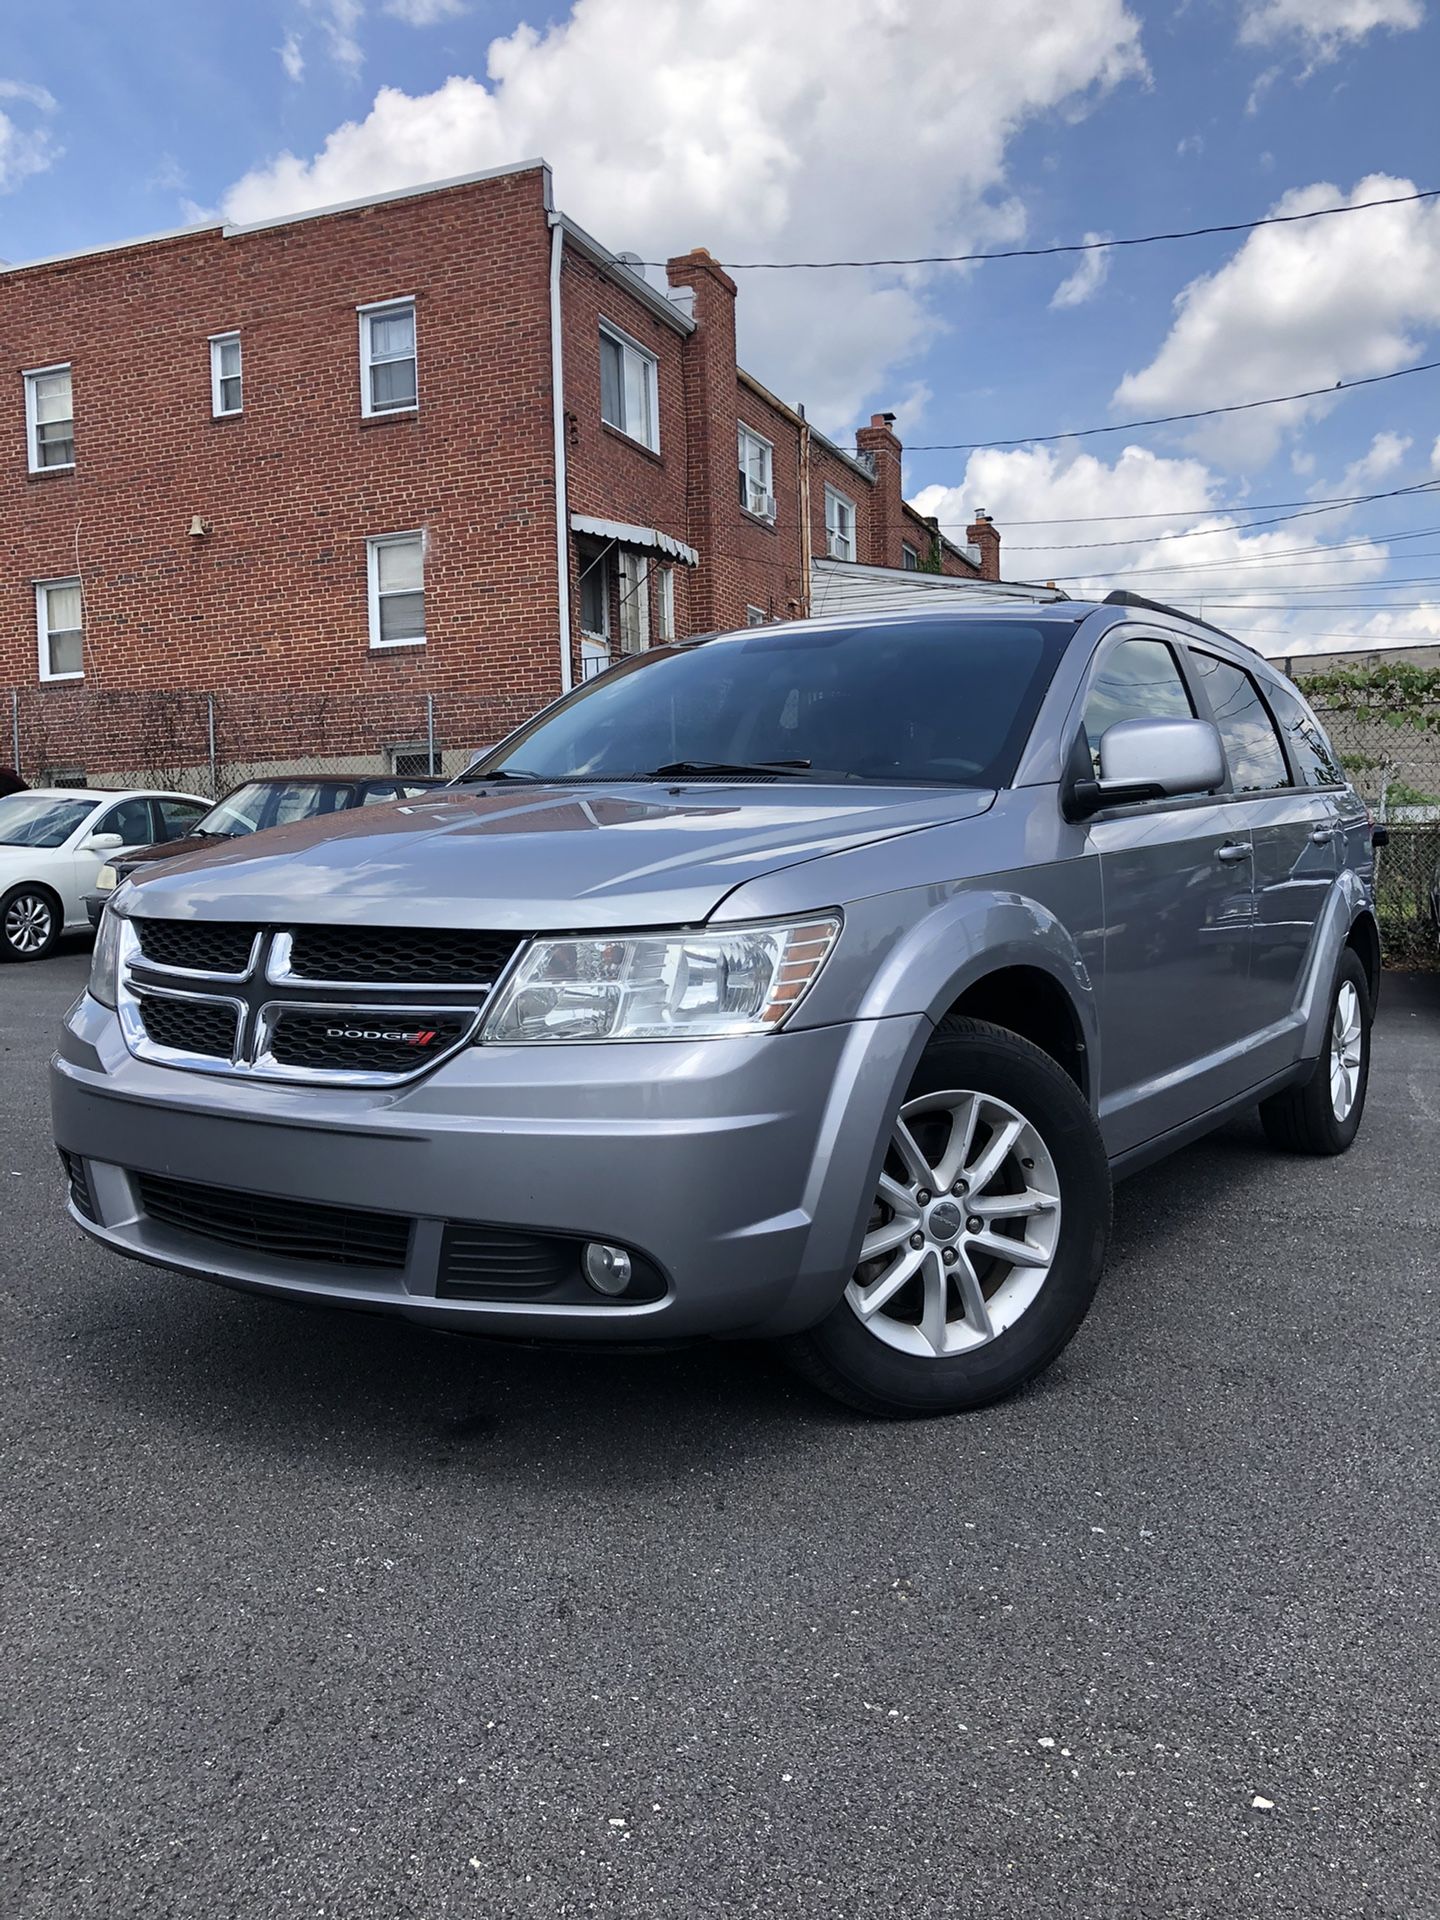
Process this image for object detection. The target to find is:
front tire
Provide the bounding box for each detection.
[1259,948,1371,1155]
[0,885,61,962]
[783,1018,1111,1418]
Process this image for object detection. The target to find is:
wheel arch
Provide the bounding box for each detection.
[941,964,1092,1101]
[1345,907,1381,1006]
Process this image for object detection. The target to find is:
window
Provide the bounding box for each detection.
[25,364,74,472]
[386,748,435,780]
[618,551,651,655]
[210,333,242,416]
[37,578,84,681]
[902,542,920,571]
[578,541,613,638]
[1082,638,1192,773]
[738,426,775,520]
[1263,679,1346,789]
[93,797,156,847]
[1190,651,1289,792]
[154,798,209,840]
[825,486,856,562]
[39,769,87,791]
[359,300,418,416]
[272,783,351,826]
[0,795,95,846]
[657,565,676,642]
[599,323,658,451]
[745,605,768,627]
[367,533,425,648]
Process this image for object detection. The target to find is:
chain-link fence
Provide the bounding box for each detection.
[4,685,527,801]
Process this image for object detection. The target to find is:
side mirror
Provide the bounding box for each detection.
[1067,717,1225,820]
[86,831,125,851]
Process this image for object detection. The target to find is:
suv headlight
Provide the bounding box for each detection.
[88,895,129,1009]
[482,916,841,1043]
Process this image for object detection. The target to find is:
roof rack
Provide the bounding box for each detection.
[1100,590,1245,644]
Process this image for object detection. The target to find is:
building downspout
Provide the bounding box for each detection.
[798,407,813,617]
[548,212,573,693]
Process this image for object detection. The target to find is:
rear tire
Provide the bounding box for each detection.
[782,1018,1111,1418]
[1259,948,1371,1156]
[0,885,61,962]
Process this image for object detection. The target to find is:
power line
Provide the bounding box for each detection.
[928,479,1440,527]
[894,358,1440,453]
[643,185,1439,271]
[1048,528,1440,582]
[993,480,1440,550]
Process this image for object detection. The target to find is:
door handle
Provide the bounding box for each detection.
[1215,841,1252,864]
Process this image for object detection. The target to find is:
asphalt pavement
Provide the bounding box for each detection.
[2,943,1437,1919]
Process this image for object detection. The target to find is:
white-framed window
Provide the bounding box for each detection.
[657,565,676,642]
[738,425,775,520]
[36,577,84,681]
[618,551,651,655]
[209,332,242,417]
[366,532,426,648]
[825,485,857,562]
[745,605,768,627]
[902,541,920,571]
[359,299,418,417]
[598,322,658,451]
[24,364,74,473]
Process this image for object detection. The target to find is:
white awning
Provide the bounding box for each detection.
[571,514,699,567]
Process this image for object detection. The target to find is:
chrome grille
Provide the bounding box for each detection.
[264,1009,474,1075]
[135,919,260,976]
[284,925,521,986]
[137,993,239,1060]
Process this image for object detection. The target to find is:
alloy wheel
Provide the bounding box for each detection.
[3,892,54,958]
[846,1088,1062,1359]
[1329,980,1364,1122]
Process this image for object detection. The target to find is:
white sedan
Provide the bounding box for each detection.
[0,787,209,962]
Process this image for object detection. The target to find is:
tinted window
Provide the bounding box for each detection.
[271,783,357,826]
[1082,638,1193,772]
[93,798,155,846]
[474,621,1073,789]
[1191,651,1289,792]
[360,784,404,806]
[154,799,209,839]
[202,783,273,837]
[0,795,96,848]
[1264,678,1346,788]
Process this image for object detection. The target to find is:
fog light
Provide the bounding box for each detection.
[582,1241,633,1296]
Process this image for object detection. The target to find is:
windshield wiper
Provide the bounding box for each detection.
[455,766,547,784]
[646,758,813,779]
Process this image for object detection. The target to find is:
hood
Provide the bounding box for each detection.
[115,833,228,875]
[123,781,996,930]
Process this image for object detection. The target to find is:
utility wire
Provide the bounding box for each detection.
[1047,527,1440,581]
[642,185,1439,271]
[992,480,1440,550]
[893,359,1440,453]
[928,479,1440,526]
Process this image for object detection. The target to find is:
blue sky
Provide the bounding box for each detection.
[4,0,1438,655]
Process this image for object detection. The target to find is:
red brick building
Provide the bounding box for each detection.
[1,159,1003,779]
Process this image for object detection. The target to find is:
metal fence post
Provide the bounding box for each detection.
[207,695,218,798]
[426,693,437,776]
[9,689,19,779]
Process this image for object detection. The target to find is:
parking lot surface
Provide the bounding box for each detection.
[2,945,1437,1919]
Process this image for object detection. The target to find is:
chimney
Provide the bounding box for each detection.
[854,411,903,567]
[966,509,1002,582]
[666,248,740,632]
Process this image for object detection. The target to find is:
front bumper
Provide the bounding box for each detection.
[52,992,928,1341]
[84,894,108,929]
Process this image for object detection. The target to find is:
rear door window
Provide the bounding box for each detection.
[1081,637,1193,774]
[1190,651,1289,792]
[1263,679,1346,788]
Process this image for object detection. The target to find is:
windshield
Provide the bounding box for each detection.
[472,620,1073,787]
[0,795,96,849]
[198,781,358,837]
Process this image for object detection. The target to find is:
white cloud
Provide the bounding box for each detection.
[384,0,466,20]
[1050,234,1112,309]
[1431,433,1440,471]
[306,0,365,76]
[0,79,60,193]
[1336,429,1412,494]
[1114,174,1440,466]
[1237,0,1423,59]
[1176,133,1205,157]
[909,441,1411,657]
[222,0,1147,431]
[279,32,306,82]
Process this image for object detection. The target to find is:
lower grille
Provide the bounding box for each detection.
[59,1149,97,1223]
[437,1224,667,1304]
[135,1173,412,1271]
[138,994,238,1060]
[265,1009,473,1076]
[135,920,259,975]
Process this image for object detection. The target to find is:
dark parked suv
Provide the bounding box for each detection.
[85,773,442,924]
[55,600,1379,1416]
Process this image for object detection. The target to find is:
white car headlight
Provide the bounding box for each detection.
[88,895,129,1009]
[95,864,119,892]
[482,916,841,1044]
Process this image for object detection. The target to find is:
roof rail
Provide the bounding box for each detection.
[1100,590,1245,644]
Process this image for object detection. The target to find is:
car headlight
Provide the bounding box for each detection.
[482,916,841,1043]
[88,895,129,1009]
[95,864,119,892]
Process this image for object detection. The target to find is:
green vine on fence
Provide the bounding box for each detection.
[1304,661,1440,732]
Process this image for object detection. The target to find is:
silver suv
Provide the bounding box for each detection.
[53,600,1379,1416]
